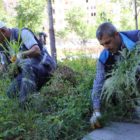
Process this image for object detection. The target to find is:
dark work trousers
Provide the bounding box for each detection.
[7,64,52,103]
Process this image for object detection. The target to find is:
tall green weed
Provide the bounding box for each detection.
[102,43,140,114]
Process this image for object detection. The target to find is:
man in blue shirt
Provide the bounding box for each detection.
[90,22,140,129]
[0,21,57,104]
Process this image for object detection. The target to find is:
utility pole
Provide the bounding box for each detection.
[134,0,138,29]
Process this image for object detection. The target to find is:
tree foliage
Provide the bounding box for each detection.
[0,0,13,28]
[111,0,140,9]
[93,3,115,26]
[100,12,112,23]
[111,0,140,29]
[0,0,4,10]
[65,6,86,31]
[110,0,138,30]
[118,8,135,31]
[56,29,69,39]
[14,0,46,34]
[65,6,96,40]
[93,3,136,31]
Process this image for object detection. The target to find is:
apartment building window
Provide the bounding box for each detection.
[9,3,13,7]
[94,6,96,9]
[59,20,63,24]
[53,19,55,24]
[10,13,13,18]
[70,1,73,5]
[87,7,88,9]
[4,3,6,10]
[91,6,93,9]
[53,9,55,14]
[110,9,113,14]
[91,13,93,16]
[94,12,96,16]
[86,0,88,3]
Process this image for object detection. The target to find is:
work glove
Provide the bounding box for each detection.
[15,53,22,64]
[90,112,101,129]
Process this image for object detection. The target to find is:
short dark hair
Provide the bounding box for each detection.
[96,22,117,40]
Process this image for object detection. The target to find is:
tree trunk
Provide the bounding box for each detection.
[47,0,57,62]
[134,0,138,29]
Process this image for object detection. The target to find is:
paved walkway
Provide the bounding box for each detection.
[82,122,140,140]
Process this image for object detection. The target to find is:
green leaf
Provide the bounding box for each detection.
[94,93,99,96]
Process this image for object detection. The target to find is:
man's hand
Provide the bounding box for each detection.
[15,53,22,64]
[90,111,101,129]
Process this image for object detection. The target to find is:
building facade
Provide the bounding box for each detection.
[3,0,17,17]
[3,0,119,31]
[51,0,111,31]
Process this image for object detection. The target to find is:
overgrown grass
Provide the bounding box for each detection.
[0,49,140,140]
[0,52,97,140]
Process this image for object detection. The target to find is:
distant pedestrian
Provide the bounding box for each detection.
[39,27,48,51]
